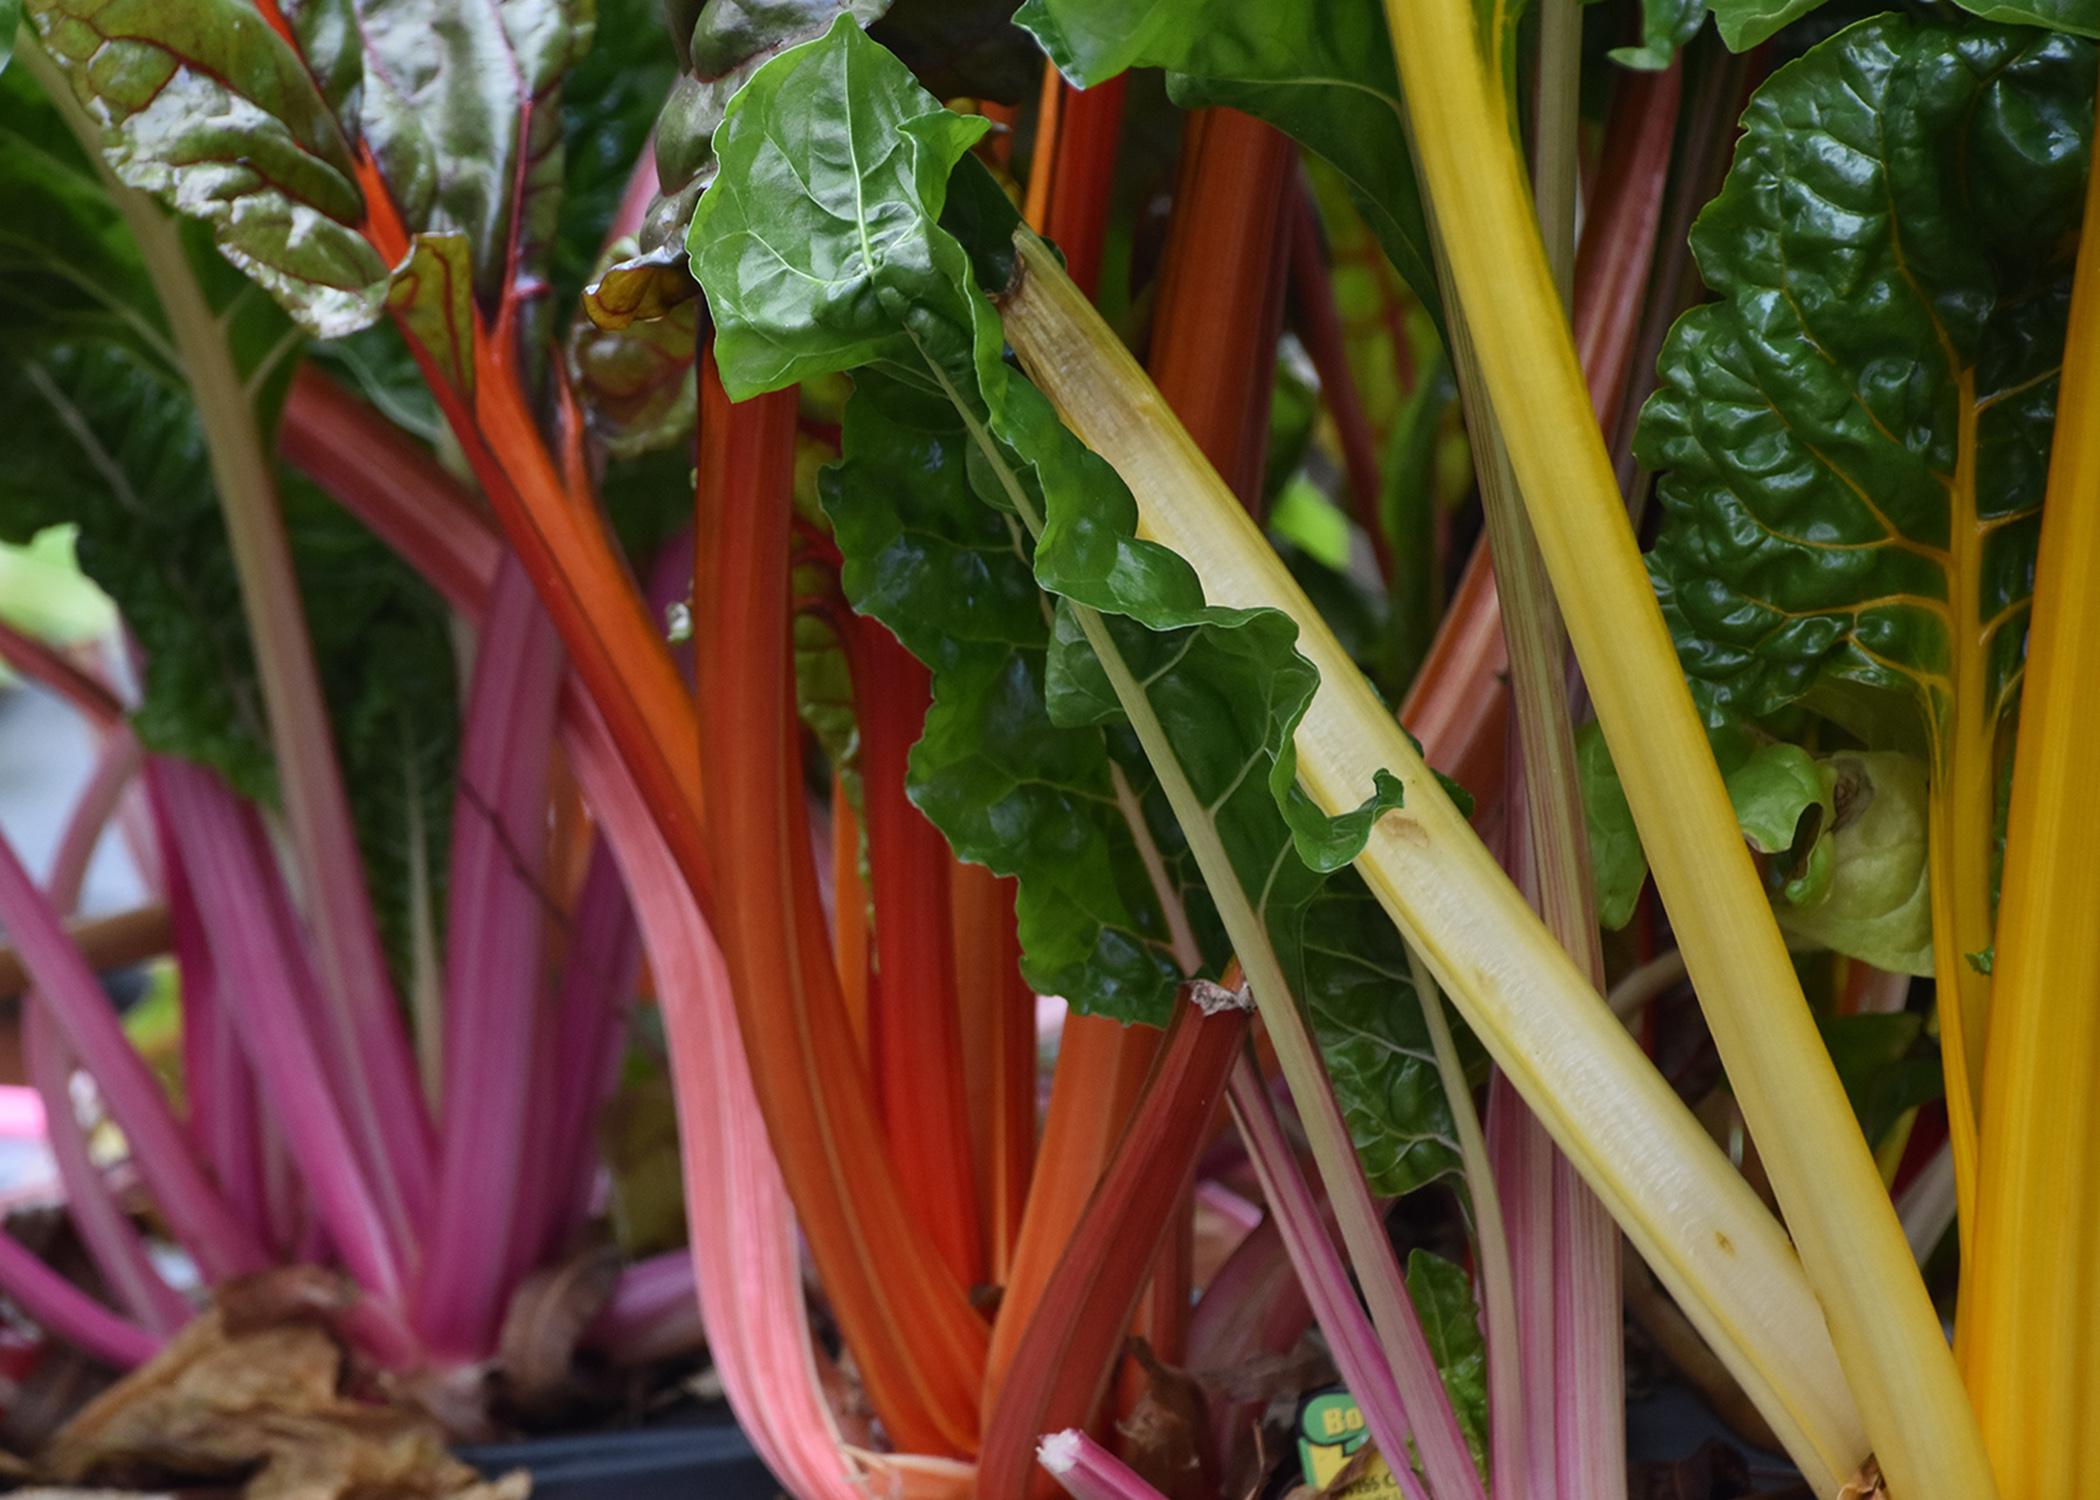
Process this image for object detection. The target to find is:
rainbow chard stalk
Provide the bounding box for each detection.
[412,556,566,1359]
[979,983,1252,1499]
[1372,1,1995,1491]
[1965,56,2100,1494]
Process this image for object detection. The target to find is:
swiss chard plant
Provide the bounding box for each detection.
[1,0,2097,1495]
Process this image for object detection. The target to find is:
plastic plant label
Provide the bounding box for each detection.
[1297,1388,1404,1496]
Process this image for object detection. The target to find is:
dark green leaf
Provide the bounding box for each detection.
[691,23,1418,1126]
[1012,0,1441,316]
[1815,1011,1942,1147]
[1639,18,2092,916]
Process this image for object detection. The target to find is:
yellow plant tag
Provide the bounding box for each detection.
[1297,1389,1404,1496]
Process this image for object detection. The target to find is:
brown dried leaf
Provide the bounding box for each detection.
[39,1281,526,1500]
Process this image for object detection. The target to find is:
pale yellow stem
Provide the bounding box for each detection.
[1001,235,1868,1497]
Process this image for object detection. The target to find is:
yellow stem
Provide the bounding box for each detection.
[1964,100,2100,1498]
[1366,4,1994,1494]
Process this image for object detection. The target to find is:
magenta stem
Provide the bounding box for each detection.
[413,557,566,1358]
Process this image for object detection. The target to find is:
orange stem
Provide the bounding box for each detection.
[1029,76,1129,300]
[696,356,986,1457]
[978,992,1250,1500]
[832,777,871,1062]
[951,862,1036,1283]
[984,1012,1161,1409]
[854,618,985,1290]
[1147,109,1298,509]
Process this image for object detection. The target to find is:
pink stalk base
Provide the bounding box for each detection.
[1039,1429,1170,1500]
[1227,1061,1435,1500]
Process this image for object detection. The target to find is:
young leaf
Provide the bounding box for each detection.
[1778,752,1934,979]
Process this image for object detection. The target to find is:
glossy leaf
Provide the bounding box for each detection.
[1638,17,2093,1138]
[1013,0,1440,314]
[1708,0,2095,53]
[1642,18,2089,744]
[697,23,1402,1058]
[585,0,889,329]
[22,0,389,335]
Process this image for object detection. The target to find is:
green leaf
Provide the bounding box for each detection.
[1576,721,1647,930]
[22,0,389,335]
[1305,881,1464,1196]
[584,0,891,330]
[1012,0,1441,316]
[1580,721,1841,927]
[550,0,682,311]
[1705,0,2098,52]
[692,20,1419,1136]
[1,0,23,75]
[1779,752,1934,978]
[1815,1011,1942,1148]
[1405,1249,1489,1472]
[1638,18,2093,975]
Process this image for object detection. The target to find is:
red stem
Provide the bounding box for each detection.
[851,617,984,1289]
[978,989,1252,1500]
[1289,187,1394,580]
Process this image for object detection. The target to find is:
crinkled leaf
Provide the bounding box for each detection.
[693,21,1412,1078]
[1012,0,1440,317]
[1304,881,1463,1197]
[1779,752,1934,977]
[1405,1249,1489,1473]
[568,245,699,453]
[1642,17,2089,749]
[22,0,389,335]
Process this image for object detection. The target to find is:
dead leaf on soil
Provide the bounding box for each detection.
[37,1273,527,1500]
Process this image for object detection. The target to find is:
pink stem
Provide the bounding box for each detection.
[1037,1429,1170,1500]
[523,840,641,1263]
[1227,1060,1437,1500]
[0,1225,157,1368]
[168,848,272,1248]
[566,698,863,1499]
[29,729,190,1336]
[0,821,263,1287]
[148,759,406,1308]
[583,1248,703,1365]
[413,557,566,1359]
